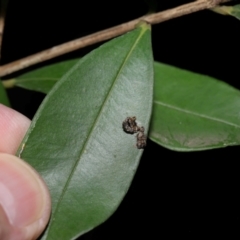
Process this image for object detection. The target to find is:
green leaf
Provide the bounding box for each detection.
[5,59,79,94]
[228,4,240,20]
[17,23,153,239]
[149,62,240,151]
[212,4,240,20]
[0,80,10,106]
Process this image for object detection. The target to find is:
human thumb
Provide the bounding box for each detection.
[0,153,51,240]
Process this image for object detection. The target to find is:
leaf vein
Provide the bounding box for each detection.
[154,100,240,128]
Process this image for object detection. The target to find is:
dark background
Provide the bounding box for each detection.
[1,0,240,238]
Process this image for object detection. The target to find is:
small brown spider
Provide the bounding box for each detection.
[136,127,147,149]
[122,116,140,134]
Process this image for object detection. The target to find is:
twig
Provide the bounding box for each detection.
[0,0,231,77]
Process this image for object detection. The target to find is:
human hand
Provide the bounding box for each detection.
[0,104,51,240]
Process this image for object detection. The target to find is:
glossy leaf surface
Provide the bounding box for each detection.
[17,23,153,239]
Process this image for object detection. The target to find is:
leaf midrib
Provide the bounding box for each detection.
[154,100,240,128]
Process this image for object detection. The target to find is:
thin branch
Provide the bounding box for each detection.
[0,0,231,77]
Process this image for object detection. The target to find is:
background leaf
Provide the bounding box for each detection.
[17,23,153,239]
[149,62,240,151]
[3,59,78,93]
[0,80,10,106]
[227,4,240,20]
[212,4,240,20]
